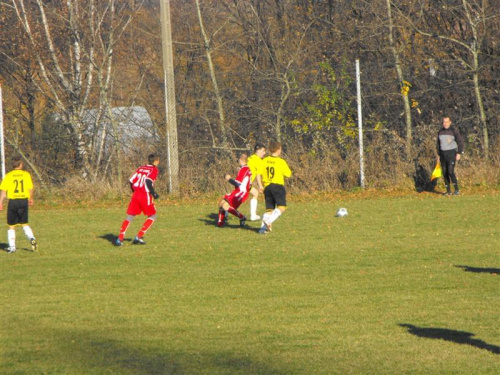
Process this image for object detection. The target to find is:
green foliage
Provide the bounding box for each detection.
[291,61,357,156]
[1,194,499,373]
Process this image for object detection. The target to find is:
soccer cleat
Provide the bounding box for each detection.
[258,227,268,234]
[263,220,272,232]
[454,190,460,195]
[30,238,38,252]
[239,217,247,227]
[132,236,146,245]
[114,238,123,246]
[250,215,261,221]
[7,247,16,253]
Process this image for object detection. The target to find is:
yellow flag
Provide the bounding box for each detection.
[431,162,442,181]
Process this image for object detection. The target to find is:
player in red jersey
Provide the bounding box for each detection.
[217,153,252,227]
[115,154,160,246]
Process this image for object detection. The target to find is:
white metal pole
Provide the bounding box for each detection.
[356,59,365,188]
[0,84,5,179]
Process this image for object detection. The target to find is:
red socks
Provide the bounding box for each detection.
[228,207,244,219]
[217,209,226,227]
[137,218,155,238]
[119,220,130,241]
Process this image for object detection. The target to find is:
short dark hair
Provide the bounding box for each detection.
[239,153,248,163]
[269,141,282,153]
[12,156,23,169]
[254,143,265,152]
[148,154,159,164]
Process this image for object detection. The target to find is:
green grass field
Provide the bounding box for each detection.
[1,192,499,374]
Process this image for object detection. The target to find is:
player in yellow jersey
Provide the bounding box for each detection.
[247,143,266,221]
[259,141,292,234]
[0,156,38,253]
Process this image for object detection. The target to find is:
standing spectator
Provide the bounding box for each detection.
[0,156,38,253]
[247,143,266,221]
[115,154,160,246]
[260,142,292,234]
[437,116,464,195]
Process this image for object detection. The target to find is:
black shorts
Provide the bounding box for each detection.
[264,184,287,210]
[7,199,29,226]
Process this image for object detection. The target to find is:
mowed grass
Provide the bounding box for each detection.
[1,192,499,374]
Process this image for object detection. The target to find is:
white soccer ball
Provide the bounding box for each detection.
[336,208,348,217]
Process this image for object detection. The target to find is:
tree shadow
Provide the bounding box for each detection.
[455,265,500,275]
[399,324,500,355]
[51,330,287,374]
[413,164,439,193]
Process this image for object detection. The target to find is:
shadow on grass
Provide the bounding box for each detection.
[413,164,440,193]
[0,241,34,253]
[55,331,286,374]
[99,233,118,245]
[455,265,500,275]
[199,214,261,233]
[98,233,134,245]
[399,324,500,355]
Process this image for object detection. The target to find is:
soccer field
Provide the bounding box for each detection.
[1,193,499,374]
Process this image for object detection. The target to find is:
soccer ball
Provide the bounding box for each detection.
[336,208,348,217]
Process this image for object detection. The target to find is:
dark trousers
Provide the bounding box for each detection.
[440,150,458,190]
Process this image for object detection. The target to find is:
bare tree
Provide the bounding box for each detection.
[386,0,413,158]
[195,0,230,149]
[9,0,143,178]
[399,0,496,157]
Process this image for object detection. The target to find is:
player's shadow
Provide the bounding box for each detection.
[0,242,33,252]
[399,324,500,355]
[455,265,500,275]
[414,164,439,193]
[199,214,261,233]
[99,233,132,245]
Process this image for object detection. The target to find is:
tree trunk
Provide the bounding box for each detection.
[463,0,489,157]
[195,0,230,149]
[386,0,412,158]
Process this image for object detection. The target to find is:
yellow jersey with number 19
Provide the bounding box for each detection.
[0,169,33,199]
[262,156,292,187]
[247,154,264,183]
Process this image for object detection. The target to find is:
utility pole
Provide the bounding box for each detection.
[160,0,179,193]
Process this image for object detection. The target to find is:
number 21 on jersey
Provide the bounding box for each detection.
[14,179,25,193]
